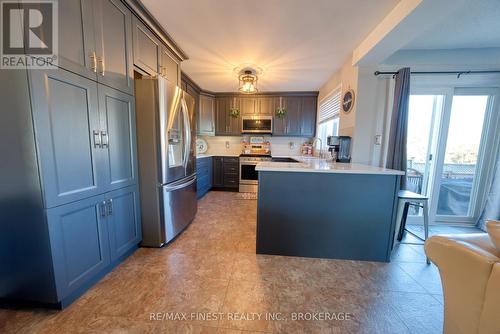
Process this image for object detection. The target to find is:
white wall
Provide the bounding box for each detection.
[318,56,393,166]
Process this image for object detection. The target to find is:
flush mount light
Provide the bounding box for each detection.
[236,68,260,94]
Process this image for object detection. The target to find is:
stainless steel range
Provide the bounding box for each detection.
[239,154,272,193]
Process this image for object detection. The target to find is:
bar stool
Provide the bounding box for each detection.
[393,190,430,264]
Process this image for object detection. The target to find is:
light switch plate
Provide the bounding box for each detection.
[375,135,382,145]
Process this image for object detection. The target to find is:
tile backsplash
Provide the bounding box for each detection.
[197,136,312,156]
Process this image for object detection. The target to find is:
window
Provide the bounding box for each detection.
[316,87,341,149]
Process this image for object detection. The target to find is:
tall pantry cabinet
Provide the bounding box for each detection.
[0,0,142,308]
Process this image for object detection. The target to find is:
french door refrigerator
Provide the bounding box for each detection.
[135,77,197,247]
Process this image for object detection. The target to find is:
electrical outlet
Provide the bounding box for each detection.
[225,141,230,149]
[375,135,382,146]
[289,142,296,150]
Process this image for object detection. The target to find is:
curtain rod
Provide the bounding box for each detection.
[374,70,500,78]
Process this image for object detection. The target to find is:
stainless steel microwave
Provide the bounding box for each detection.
[241,115,273,134]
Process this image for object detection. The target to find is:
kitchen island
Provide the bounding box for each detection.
[255,157,405,262]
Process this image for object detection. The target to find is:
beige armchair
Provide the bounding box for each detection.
[425,229,500,334]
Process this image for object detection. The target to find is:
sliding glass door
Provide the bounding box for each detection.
[407,88,498,224]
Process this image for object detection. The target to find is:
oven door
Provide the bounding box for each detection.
[240,162,259,185]
[241,116,273,134]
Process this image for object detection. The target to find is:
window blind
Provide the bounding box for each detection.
[318,88,341,124]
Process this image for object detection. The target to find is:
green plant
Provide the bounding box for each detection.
[230,107,240,118]
[275,106,286,118]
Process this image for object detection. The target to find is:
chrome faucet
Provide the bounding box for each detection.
[311,137,323,159]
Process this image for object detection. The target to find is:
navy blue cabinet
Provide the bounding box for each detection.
[106,186,141,261]
[196,157,212,199]
[47,194,110,300]
[14,67,142,308]
[99,85,138,192]
[46,185,140,303]
[30,69,105,208]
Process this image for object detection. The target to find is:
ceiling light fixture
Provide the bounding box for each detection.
[238,69,258,94]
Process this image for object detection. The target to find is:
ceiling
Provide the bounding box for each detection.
[141,0,400,92]
[403,0,500,50]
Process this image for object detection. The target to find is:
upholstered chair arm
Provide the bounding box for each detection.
[425,234,499,334]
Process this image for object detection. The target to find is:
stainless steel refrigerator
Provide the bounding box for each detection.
[135,77,197,247]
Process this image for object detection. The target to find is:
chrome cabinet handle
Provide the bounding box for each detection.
[93,130,102,148]
[89,52,97,73]
[101,131,109,148]
[97,56,105,76]
[106,199,113,215]
[99,201,107,217]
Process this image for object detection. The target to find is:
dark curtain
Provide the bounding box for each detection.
[386,68,411,189]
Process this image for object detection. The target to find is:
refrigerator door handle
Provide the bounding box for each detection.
[163,175,197,192]
[181,96,191,172]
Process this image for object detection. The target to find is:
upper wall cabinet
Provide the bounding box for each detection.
[240,97,257,115]
[94,0,134,95]
[160,46,180,85]
[133,17,180,85]
[273,96,317,137]
[258,96,277,116]
[198,94,215,136]
[57,0,134,95]
[300,96,317,137]
[58,0,97,80]
[132,16,161,76]
[215,97,241,136]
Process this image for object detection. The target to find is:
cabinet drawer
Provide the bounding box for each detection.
[223,157,239,164]
[223,164,239,174]
[224,177,239,188]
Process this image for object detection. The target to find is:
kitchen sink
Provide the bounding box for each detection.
[271,157,300,163]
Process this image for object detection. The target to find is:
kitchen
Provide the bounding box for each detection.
[1,0,500,333]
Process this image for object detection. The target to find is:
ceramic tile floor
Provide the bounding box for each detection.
[1,191,484,334]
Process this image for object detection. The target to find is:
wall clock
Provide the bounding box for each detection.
[342,89,355,114]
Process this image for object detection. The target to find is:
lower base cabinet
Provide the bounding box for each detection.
[46,185,141,303]
[196,157,212,199]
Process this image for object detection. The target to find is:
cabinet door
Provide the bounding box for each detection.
[198,95,215,135]
[30,69,104,208]
[132,16,160,76]
[215,97,228,135]
[98,85,138,192]
[212,157,224,187]
[106,186,141,261]
[161,46,180,85]
[47,194,110,299]
[283,96,301,136]
[58,0,97,80]
[301,96,317,137]
[258,96,276,115]
[228,98,241,135]
[240,97,257,115]
[94,0,134,94]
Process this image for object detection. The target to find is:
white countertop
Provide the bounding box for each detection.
[196,153,240,159]
[255,156,405,176]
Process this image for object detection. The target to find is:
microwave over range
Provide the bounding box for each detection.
[241,115,273,134]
